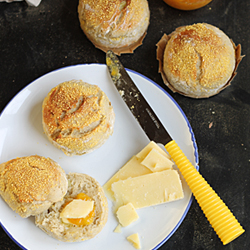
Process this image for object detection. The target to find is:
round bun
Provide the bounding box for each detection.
[42,80,115,156]
[159,23,237,98]
[78,0,150,55]
[35,173,108,242]
[0,155,68,218]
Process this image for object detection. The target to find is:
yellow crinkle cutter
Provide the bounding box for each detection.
[165,141,244,245]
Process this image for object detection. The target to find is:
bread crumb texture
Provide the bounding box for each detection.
[0,155,67,218]
[78,0,150,54]
[42,80,115,156]
[35,173,108,242]
[163,23,236,97]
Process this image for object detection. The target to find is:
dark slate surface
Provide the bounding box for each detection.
[0,0,249,249]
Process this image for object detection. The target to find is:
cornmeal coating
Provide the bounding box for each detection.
[0,155,68,218]
[158,23,239,98]
[78,0,150,55]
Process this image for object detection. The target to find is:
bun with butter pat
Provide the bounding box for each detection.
[78,0,150,55]
[157,23,243,98]
[42,80,115,156]
[35,173,108,242]
[0,155,68,218]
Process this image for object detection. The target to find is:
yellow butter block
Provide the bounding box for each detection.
[60,200,94,219]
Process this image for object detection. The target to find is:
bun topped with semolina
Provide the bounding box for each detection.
[35,173,108,242]
[42,80,115,156]
[78,0,150,55]
[157,23,243,98]
[0,155,68,218]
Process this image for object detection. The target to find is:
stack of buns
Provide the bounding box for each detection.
[157,23,243,98]
[78,0,150,55]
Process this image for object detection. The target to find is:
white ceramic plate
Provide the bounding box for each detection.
[0,64,198,250]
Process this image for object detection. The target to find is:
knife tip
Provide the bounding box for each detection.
[106,50,121,80]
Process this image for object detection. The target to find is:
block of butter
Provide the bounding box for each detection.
[112,169,184,209]
[60,199,94,224]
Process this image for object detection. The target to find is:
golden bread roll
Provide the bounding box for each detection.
[42,80,115,156]
[78,0,150,55]
[0,155,68,218]
[35,173,108,242]
[157,23,242,98]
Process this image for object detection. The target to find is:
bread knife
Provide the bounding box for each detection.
[106,50,244,245]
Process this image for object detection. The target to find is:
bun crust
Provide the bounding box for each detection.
[42,80,115,156]
[159,23,238,98]
[78,0,150,55]
[0,155,68,218]
[35,173,108,242]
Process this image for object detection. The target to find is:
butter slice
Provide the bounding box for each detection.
[127,233,141,249]
[60,199,94,219]
[103,156,152,201]
[136,141,170,160]
[112,169,184,209]
[116,203,139,227]
[140,148,174,172]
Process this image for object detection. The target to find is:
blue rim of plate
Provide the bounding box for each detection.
[0,64,199,250]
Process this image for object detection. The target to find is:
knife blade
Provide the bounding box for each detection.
[106,50,244,245]
[106,50,172,145]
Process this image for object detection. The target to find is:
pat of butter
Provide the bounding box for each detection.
[127,233,141,249]
[112,169,184,209]
[136,141,170,160]
[140,148,174,172]
[103,156,152,201]
[116,203,139,227]
[60,199,94,219]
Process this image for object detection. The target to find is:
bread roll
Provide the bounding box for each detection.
[157,23,241,98]
[78,0,150,55]
[35,173,108,242]
[0,155,68,218]
[42,80,115,156]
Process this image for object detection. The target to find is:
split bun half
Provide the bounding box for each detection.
[35,173,108,242]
